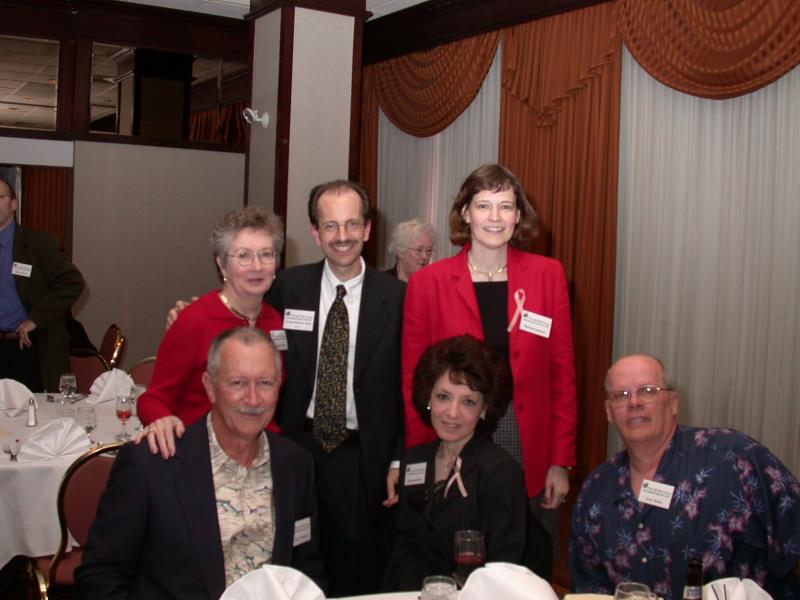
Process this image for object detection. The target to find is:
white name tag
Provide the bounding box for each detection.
[293,516,311,547]
[283,309,315,332]
[404,462,427,486]
[520,310,552,338]
[269,329,288,351]
[12,262,32,277]
[638,479,674,509]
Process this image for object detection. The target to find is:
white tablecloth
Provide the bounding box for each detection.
[334,594,420,600]
[0,394,140,568]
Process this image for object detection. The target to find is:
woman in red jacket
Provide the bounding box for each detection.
[136,206,284,457]
[399,163,576,541]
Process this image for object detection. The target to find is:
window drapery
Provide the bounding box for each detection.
[617,0,800,99]
[499,2,622,474]
[188,101,246,145]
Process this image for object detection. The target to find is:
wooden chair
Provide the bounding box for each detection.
[99,323,126,368]
[127,356,156,387]
[29,442,124,599]
[69,349,110,394]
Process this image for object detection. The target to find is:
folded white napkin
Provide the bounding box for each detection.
[87,368,133,404]
[704,578,772,600]
[220,565,325,600]
[0,379,38,417]
[17,418,91,462]
[460,562,558,600]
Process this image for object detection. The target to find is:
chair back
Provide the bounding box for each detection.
[127,356,157,387]
[69,349,110,393]
[99,324,126,368]
[48,442,124,587]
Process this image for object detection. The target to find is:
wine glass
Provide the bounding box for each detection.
[130,384,146,431]
[77,406,97,447]
[58,373,77,404]
[453,529,485,588]
[614,582,652,600]
[421,575,458,600]
[115,395,133,441]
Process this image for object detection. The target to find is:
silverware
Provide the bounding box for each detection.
[70,393,88,404]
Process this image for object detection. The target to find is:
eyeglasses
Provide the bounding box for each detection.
[226,248,276,266]
[607,385,672,407]
[408,246,434,256]
[319,219,365,234]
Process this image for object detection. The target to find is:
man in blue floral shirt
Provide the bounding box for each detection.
[569,355,800,600]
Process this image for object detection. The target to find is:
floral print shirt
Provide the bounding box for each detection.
[569,426,800,600]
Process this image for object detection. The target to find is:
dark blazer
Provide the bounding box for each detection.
[76,418,326,599]
[268,261,405,507]
[388,435,532,591]
[12,226,84,391]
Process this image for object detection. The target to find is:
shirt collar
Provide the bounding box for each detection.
[207,413,269,472]
[322,256,365,294]
[611,426,682,504]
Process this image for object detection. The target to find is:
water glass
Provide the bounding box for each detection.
[58,373,77,404]
[77,406,97,446]
[615,582,652,600]
[421,575,458,600]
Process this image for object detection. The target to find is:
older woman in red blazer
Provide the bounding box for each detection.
[399,164,576,538]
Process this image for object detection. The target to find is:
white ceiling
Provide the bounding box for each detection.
[116,0,428,19]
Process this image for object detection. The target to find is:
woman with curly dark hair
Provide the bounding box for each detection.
[388,335,551,591]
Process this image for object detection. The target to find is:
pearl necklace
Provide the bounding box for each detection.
[218,291,260,326]
[467,258,507,282]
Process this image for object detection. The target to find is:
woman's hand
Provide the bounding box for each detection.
[134,415,185,459]
[383,467,400,507]
[165,297,198,330]
[540,465,570,509]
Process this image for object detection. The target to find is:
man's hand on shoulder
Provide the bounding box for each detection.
[165,297,198,330]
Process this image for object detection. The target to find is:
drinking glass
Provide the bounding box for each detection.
[115,395,134,441]
[453,529,485,587]
[77,406,97,447]
[614,582,652,600]
[130,384,146,431]
[3,439,21,461]
[58,373,77,404]
[421,575,458,600]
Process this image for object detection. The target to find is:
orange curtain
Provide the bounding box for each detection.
[189,101,246,145]
[499,2,622,476]
[20,166,70,248]
[617,0,800,99]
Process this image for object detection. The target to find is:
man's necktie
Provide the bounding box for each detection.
[313,284,349,452]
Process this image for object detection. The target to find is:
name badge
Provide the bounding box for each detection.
[283,309,315,332]
[269,329,288,351]
[12,262,32,278]
[520,311,552,338]
[293,516,311,547]
[638,479,674,509]
[404,462,427,486]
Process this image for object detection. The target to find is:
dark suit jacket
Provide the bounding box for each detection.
[76,418,326,599]
[388,436,529,590]
[12,225,84,391]
[268,261,405,507]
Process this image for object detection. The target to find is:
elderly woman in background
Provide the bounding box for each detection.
[388,335,550,591]
[385,218,435,282]
[399,164,576,548]
[136,206,284,457]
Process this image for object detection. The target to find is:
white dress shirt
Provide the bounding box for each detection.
[306,257,364,430]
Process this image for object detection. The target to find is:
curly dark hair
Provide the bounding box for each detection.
[448,163,539,251]
[412,335,512,436]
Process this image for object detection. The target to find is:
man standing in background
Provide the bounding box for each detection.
[0,177,84,391]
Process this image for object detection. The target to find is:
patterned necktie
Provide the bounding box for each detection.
[313,284,349,452]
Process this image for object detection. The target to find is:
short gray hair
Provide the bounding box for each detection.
[387,218,435,258]
[206,327,282,384]
[604,354,674,393]
[210,206,285,266]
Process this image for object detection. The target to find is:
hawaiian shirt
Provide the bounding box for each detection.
[569,426,800,600]
[208,414,276,587]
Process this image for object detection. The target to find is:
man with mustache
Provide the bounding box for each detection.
[267,180,405,595]
[77,327,326,598]
[569,354,800,600]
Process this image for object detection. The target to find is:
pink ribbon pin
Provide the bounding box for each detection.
[444,456,468,498]
[507,289,526,332]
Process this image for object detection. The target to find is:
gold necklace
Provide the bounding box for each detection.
[218,291,260,326]
[467,258,507,282]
